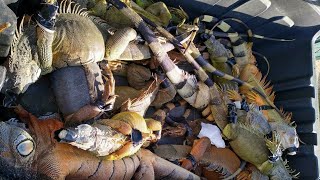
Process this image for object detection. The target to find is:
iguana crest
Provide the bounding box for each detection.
[9,16,25,58]
[58,0,89,16]
[246,71,275,103]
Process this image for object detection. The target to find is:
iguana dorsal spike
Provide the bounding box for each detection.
[10,16,25,57]
[58,0,88,16]
[250,70,276,101]
[72,3,78,14]
[279,107,293,124]
[66,1,73,13]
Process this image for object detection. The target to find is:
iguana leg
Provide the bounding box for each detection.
[36,0,58,75]
[98,62,117,110]
[105,142,142,160]
[180,137,211,170]
[64,104,102,126]
[105,27,137,60]
[99,119,133,135]
[64,63,117,126]
[227,103,238,124]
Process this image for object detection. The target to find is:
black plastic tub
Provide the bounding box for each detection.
[160,0,320,179]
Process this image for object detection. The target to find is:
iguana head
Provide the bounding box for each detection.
[0,120,35,168]
[0,107,64,179]
[270,122,299,155]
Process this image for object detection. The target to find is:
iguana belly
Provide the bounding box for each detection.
[229,128,269,167]
[52,14,105,68]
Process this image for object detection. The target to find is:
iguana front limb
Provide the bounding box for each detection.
[180,137,211,170]
[64,63,117,125]
[89,15,175,61]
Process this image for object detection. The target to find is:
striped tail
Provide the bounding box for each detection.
[152,101,188,125]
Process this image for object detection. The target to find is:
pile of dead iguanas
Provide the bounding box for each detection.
[0,0,301,179]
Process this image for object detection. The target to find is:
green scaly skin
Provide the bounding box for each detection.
[222,106,294,179]
[239,66,299,153]
[204,35,239,85]
[198,16,298,154]
[3,2,104,94]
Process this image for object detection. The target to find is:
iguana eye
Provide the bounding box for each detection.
[15,135,34,157]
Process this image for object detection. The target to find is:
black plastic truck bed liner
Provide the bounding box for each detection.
[160,0,320,179]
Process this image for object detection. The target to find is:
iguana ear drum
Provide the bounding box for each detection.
[16,139,34,157]
[14,134,34,157]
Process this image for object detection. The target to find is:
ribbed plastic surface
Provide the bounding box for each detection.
[160,0,320,179]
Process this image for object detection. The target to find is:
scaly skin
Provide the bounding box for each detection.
[236,164,269,180]
[141,12,282,127]
[3,3,104,94]
[194,16,299,155]
[239,64,299,154]
[204,35,240,83]
[0,106,200,180]
[179,14,299,156]
[153,141,243,179]
[222,106,295,179]
[59,111,162,160]
[51,62,161,159]
[126,63,176,107]
[3,0,173,95]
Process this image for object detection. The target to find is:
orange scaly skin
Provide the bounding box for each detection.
[11,106,200,179]
[239,64,275,121]
[180,137,212,171]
